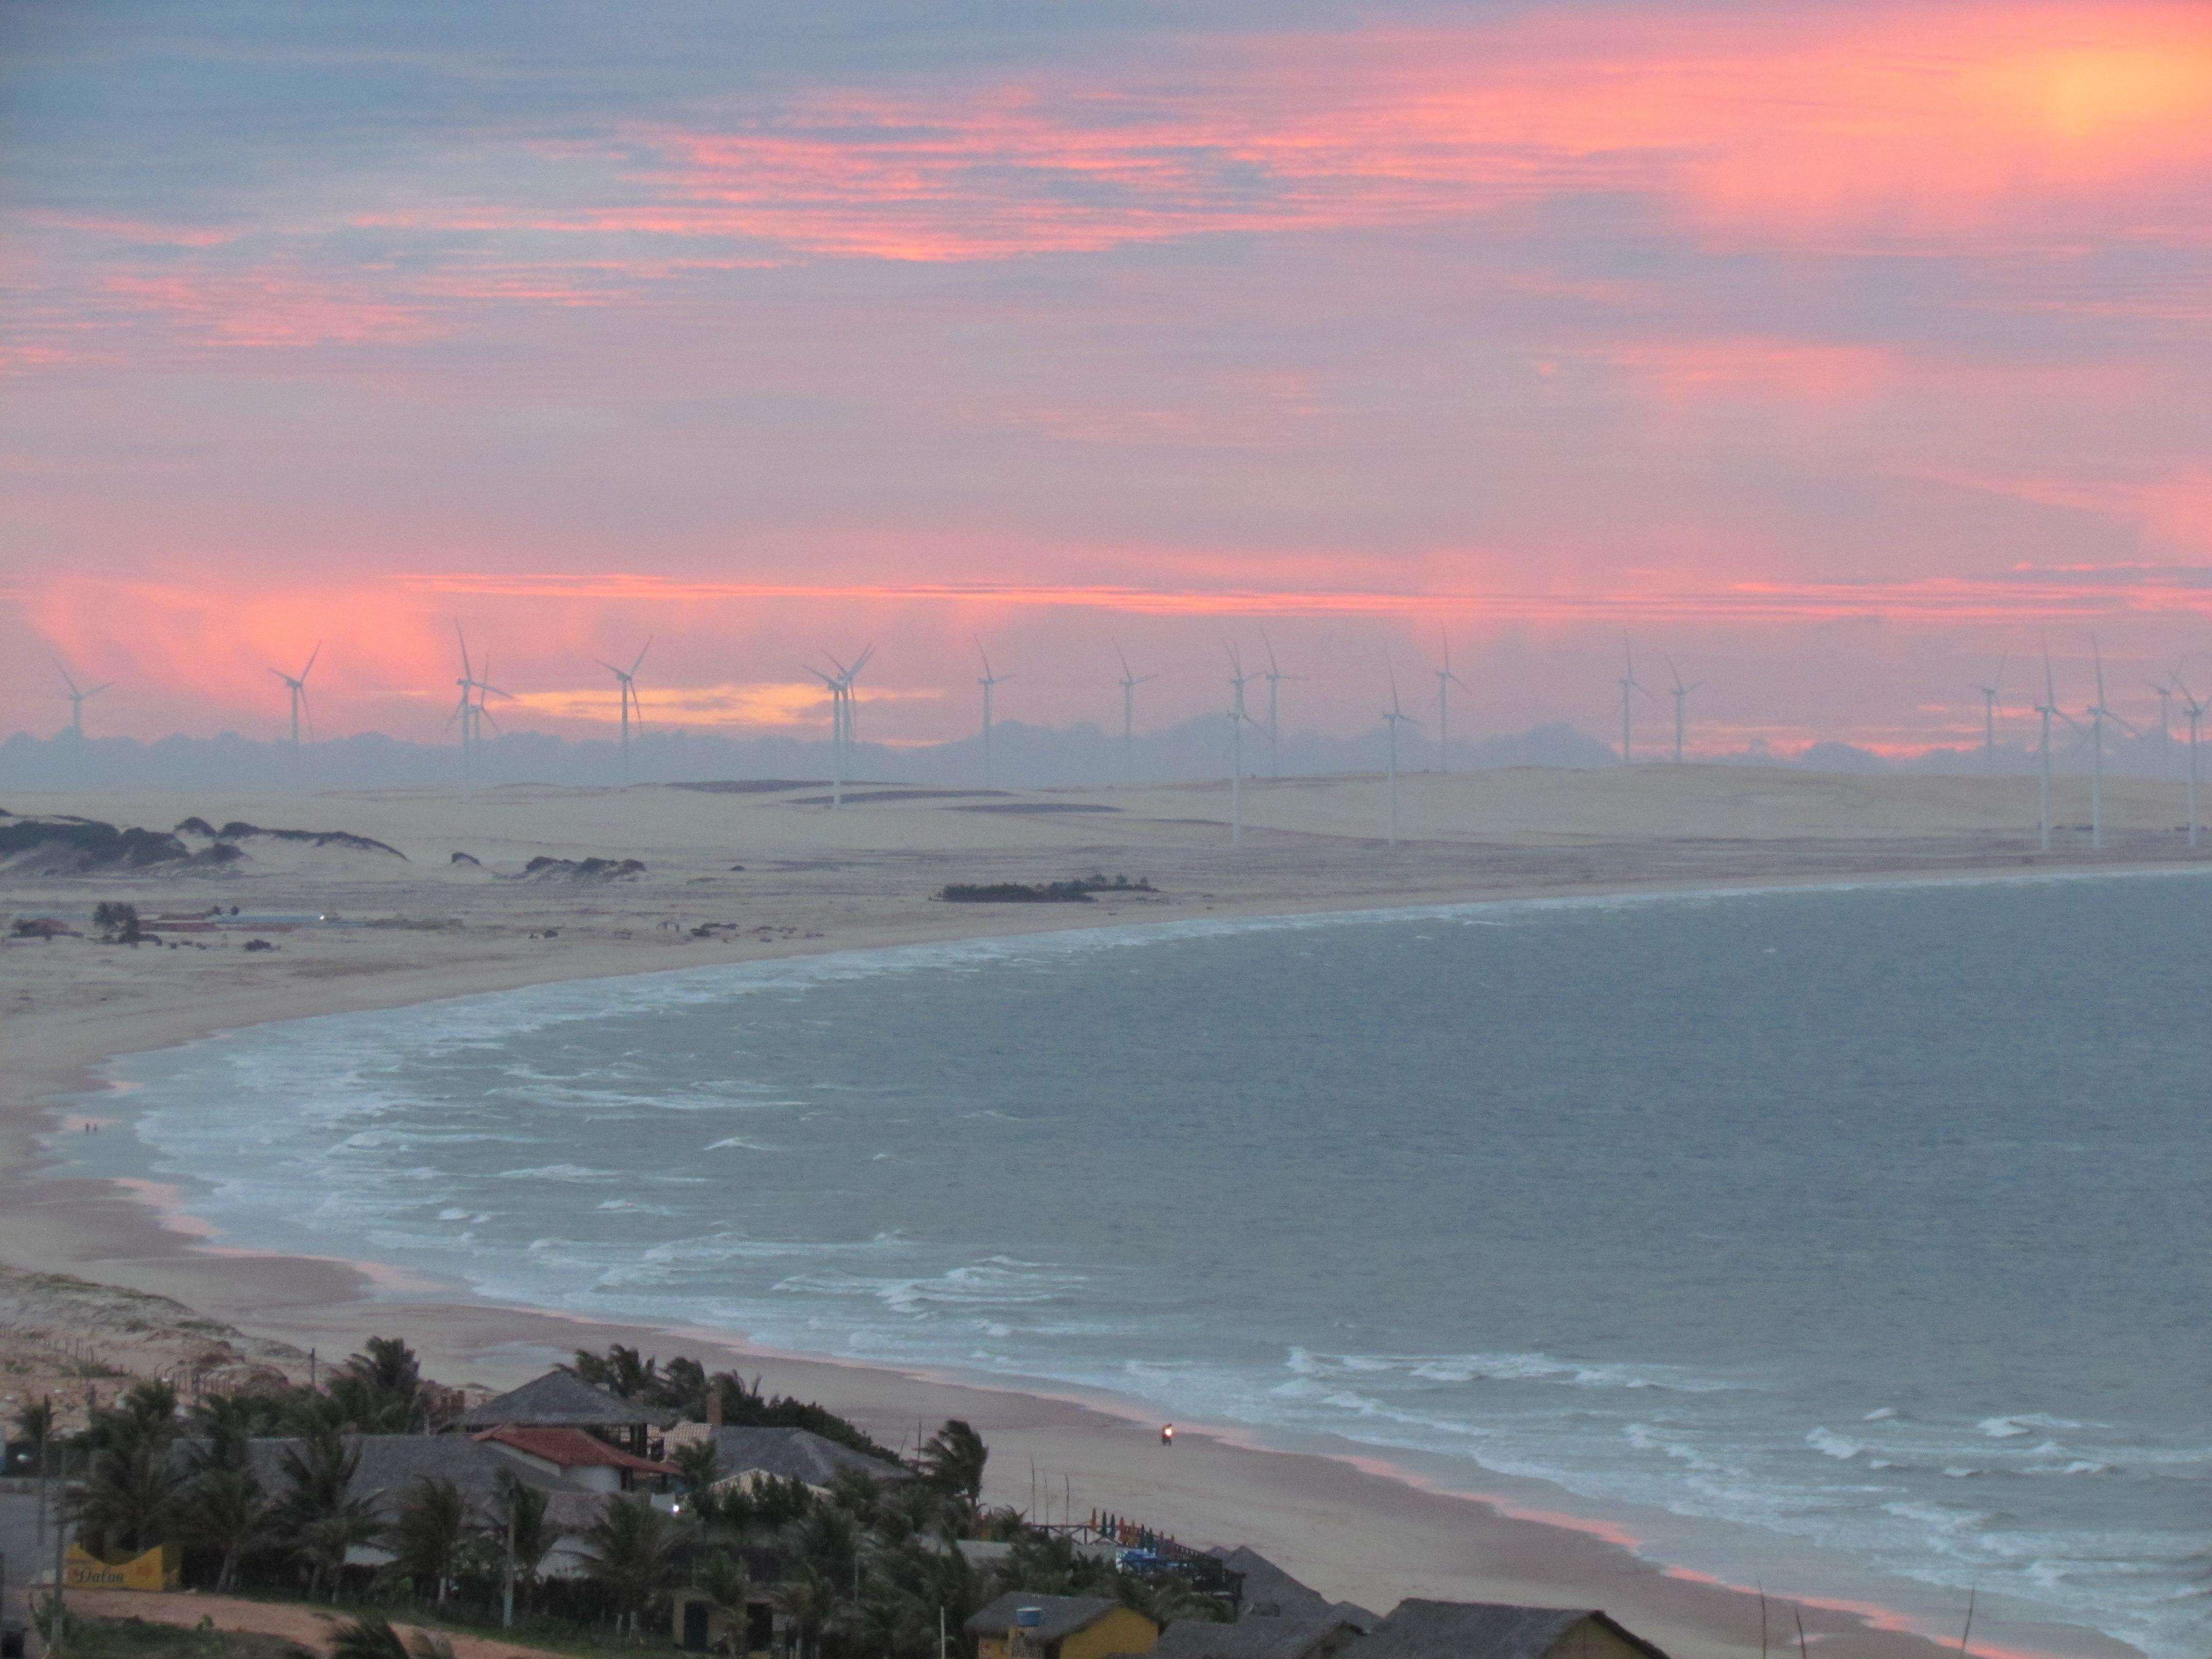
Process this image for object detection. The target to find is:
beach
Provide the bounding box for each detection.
[1,768,2196,1659]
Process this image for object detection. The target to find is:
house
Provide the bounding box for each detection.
[966,1593,1159,1659]
[1352,1602,1673,1659]
[669,1589,778,1655]
[704,1426,911,1494]
[472,1424,678,1494]
[457,1368,677,1456]
[1152,1609,1364,1659]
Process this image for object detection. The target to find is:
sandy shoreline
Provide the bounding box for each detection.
[4,773,2199,1659]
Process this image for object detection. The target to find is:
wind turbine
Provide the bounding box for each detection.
[808,646,873,810]
[1974,656,2006,774]
[976,642,1012,788]
[445,624,509,797]
[1617,638,1654,765]
[1113,644,1155,785]
[2174,675,2203,849]
[271,645,320,753]
[2147,678,2174,782]
[1261,634,1302,779]
[597,640,649,784]
[1226,644,1259,847]
[1434,633,1466,774]
[1666,656,1701,765]
[2082,639,2136,850]
[1382,663,1420,846]
[56,662,113,740]
[2032,644,2078,853]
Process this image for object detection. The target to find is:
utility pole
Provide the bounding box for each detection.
[502,1498,517,1629]
[50,1446,67,1659]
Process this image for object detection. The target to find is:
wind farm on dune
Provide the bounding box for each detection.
[20,621,2211,856]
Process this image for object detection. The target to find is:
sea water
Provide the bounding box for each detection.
[71,875,2212,1657]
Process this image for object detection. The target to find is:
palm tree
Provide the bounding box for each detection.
[699,1552,753,1649]
[389,1476,469,1607]
[329,1338,426,1433]
[919,1421,987,1505]
[279,1422,379,1600]
[580,1493,683,1639]
[772,1563,837,1659]
[185,1465,273,1591]
[183,1394,264,1475]
[72,1403,180,1557]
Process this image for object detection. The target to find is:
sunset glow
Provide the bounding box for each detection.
[5,3,2209,755]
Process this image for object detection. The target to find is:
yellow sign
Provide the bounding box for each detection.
[65,1542,181,1591]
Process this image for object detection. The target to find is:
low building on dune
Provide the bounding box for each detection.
[967,1593,1161,1659]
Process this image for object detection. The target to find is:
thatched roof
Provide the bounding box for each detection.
[1356,1603,1672,1659]
[458,1368,676,1430]
[1153,1610,1364,1659]
[709,1426,910,1488]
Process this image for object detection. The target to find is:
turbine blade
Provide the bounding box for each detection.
[630,639,651,674]
[301,642,321,679]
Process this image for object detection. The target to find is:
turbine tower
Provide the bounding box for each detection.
[1974,656,2006,774]
[809,646,873,810]
[976,642,1011,788]
[597,640,650,784]
[2174,675,2203,849]
[1114,644,1155,785]
[56,662,113,740]
[1666,656,1701,765]
[2082,640,2135,850]
[1261,634,1302,778]
[1226,644,1259,847]
[1382,664,1420,846]
[2032,645,2076,853]
[445,624,509,798]
[271,645,320,752]
[1434,633,1466,774]
[1617,638,1652,765]
[2148,679,2174,781]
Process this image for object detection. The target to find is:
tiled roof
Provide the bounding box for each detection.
[475,1423,678,1474]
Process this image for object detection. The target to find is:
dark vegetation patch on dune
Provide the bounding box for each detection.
[519,855,646,881]
[177,818,406,858]
[938,873,1156,903]
[0,817,191,870]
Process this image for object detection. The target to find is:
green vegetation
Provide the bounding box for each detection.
[56,1616,311,1659]
[937,874,1156,904]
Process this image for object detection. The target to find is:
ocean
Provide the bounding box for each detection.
[67,874,2212,1659]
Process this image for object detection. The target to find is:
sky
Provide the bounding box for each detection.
[5,0,2211,759]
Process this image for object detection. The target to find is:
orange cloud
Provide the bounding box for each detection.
[545,5,2212,261]
[508,679,942,729]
